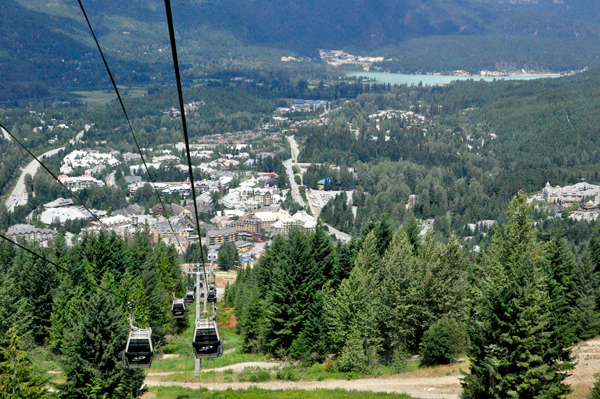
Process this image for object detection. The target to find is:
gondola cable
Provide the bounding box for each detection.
[162,1,224,360]
[75,0,184,252]
[163,0,208,285]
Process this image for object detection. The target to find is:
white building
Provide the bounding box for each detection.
[271,211,316,235]
[542,182,600,204]
[60,150,120,174]
[40,208,91,224]
[59,175,105,191]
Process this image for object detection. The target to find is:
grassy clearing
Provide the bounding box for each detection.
[149,304,267,374]
[150,386,414,399]
[72,86,147,106]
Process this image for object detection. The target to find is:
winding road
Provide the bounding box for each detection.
[5,147,65,212]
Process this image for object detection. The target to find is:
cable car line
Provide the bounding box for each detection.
[162,0,224,370]
[75,0,184,251]
[0,231,129,303]
[163,0,209,285]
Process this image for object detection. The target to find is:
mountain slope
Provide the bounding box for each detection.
[3,0,600,101]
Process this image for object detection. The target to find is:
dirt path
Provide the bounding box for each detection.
[566,339,600,398]
[146,361,281,376]
[145,374,461,399]
[144,338,600,398]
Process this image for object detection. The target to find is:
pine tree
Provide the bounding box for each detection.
[462,193,574,399]
[573,259,600,340]
[588,223,600,273]
[311,221,338,286]
[333,241,353,287]
[404,218,421,254]
[542,236,578,355]
[378,228,419,355]
[0,329,48,399]
[0,273,29,350]
[10,243,58,345]
[420,236,469,326]
[325,232,381,362]
[141,257,171,344]
[589,373,600,399]
[58,281,144,399]
[47,283,85,354]
[263,229,315,356]
[375,213,393,257]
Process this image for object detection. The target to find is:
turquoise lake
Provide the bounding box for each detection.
[347,72,563,85]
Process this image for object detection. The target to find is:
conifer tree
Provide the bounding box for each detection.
[59,279,144,399]
[588,223,600,273]
[420,236,469,324]
[47,284,85,354]
[325,232,381,363]
[333,241,353,287]
[238,286,265,352]
[462,193,574,399]
[375,213,394,257]
[311,221,338,285]
[263,229,315,356]
[573,259,600,340]
[0,329,48,399]
[542,236,578,354]
[0,273,29,349]
[404,217,421,254]
[10,243,58,345]
[141,257,171,344]
[378,228,419,355]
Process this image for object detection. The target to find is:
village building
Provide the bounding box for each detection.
[6,224,58,243]
[271,211,317,235]
[44,198,74,209]
[58,175,105,191]
[254,209,291,232]
[207,228,238,246]
[542,182,600,204]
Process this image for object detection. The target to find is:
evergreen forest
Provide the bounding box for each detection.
[229,193,600,397]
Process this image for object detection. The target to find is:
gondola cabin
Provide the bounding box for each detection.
[171,298,186,318]
[123,327,153,369]
[184,290,194,304]
[207,289,217,303]
[192,319,223,359]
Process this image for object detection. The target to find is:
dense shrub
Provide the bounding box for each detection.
[276,366,301,381]
[420,317,468,366]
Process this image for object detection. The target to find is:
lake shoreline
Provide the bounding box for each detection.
[347,71,563,85]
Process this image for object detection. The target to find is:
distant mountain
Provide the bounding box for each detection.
[2,0,600,101]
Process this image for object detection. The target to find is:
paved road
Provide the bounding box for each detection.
[5,147,65,212]
[324,223,351,243]
[287,135,300,162]
[284,136,305,207]
[1,127,11,141]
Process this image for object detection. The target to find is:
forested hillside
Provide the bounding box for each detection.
[292,68,600,239]
[228,194,600,396]
[0,229,183,397]
[4,0,600,101]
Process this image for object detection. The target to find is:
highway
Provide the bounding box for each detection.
[5,147,65,212]
[284,136,305,207]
